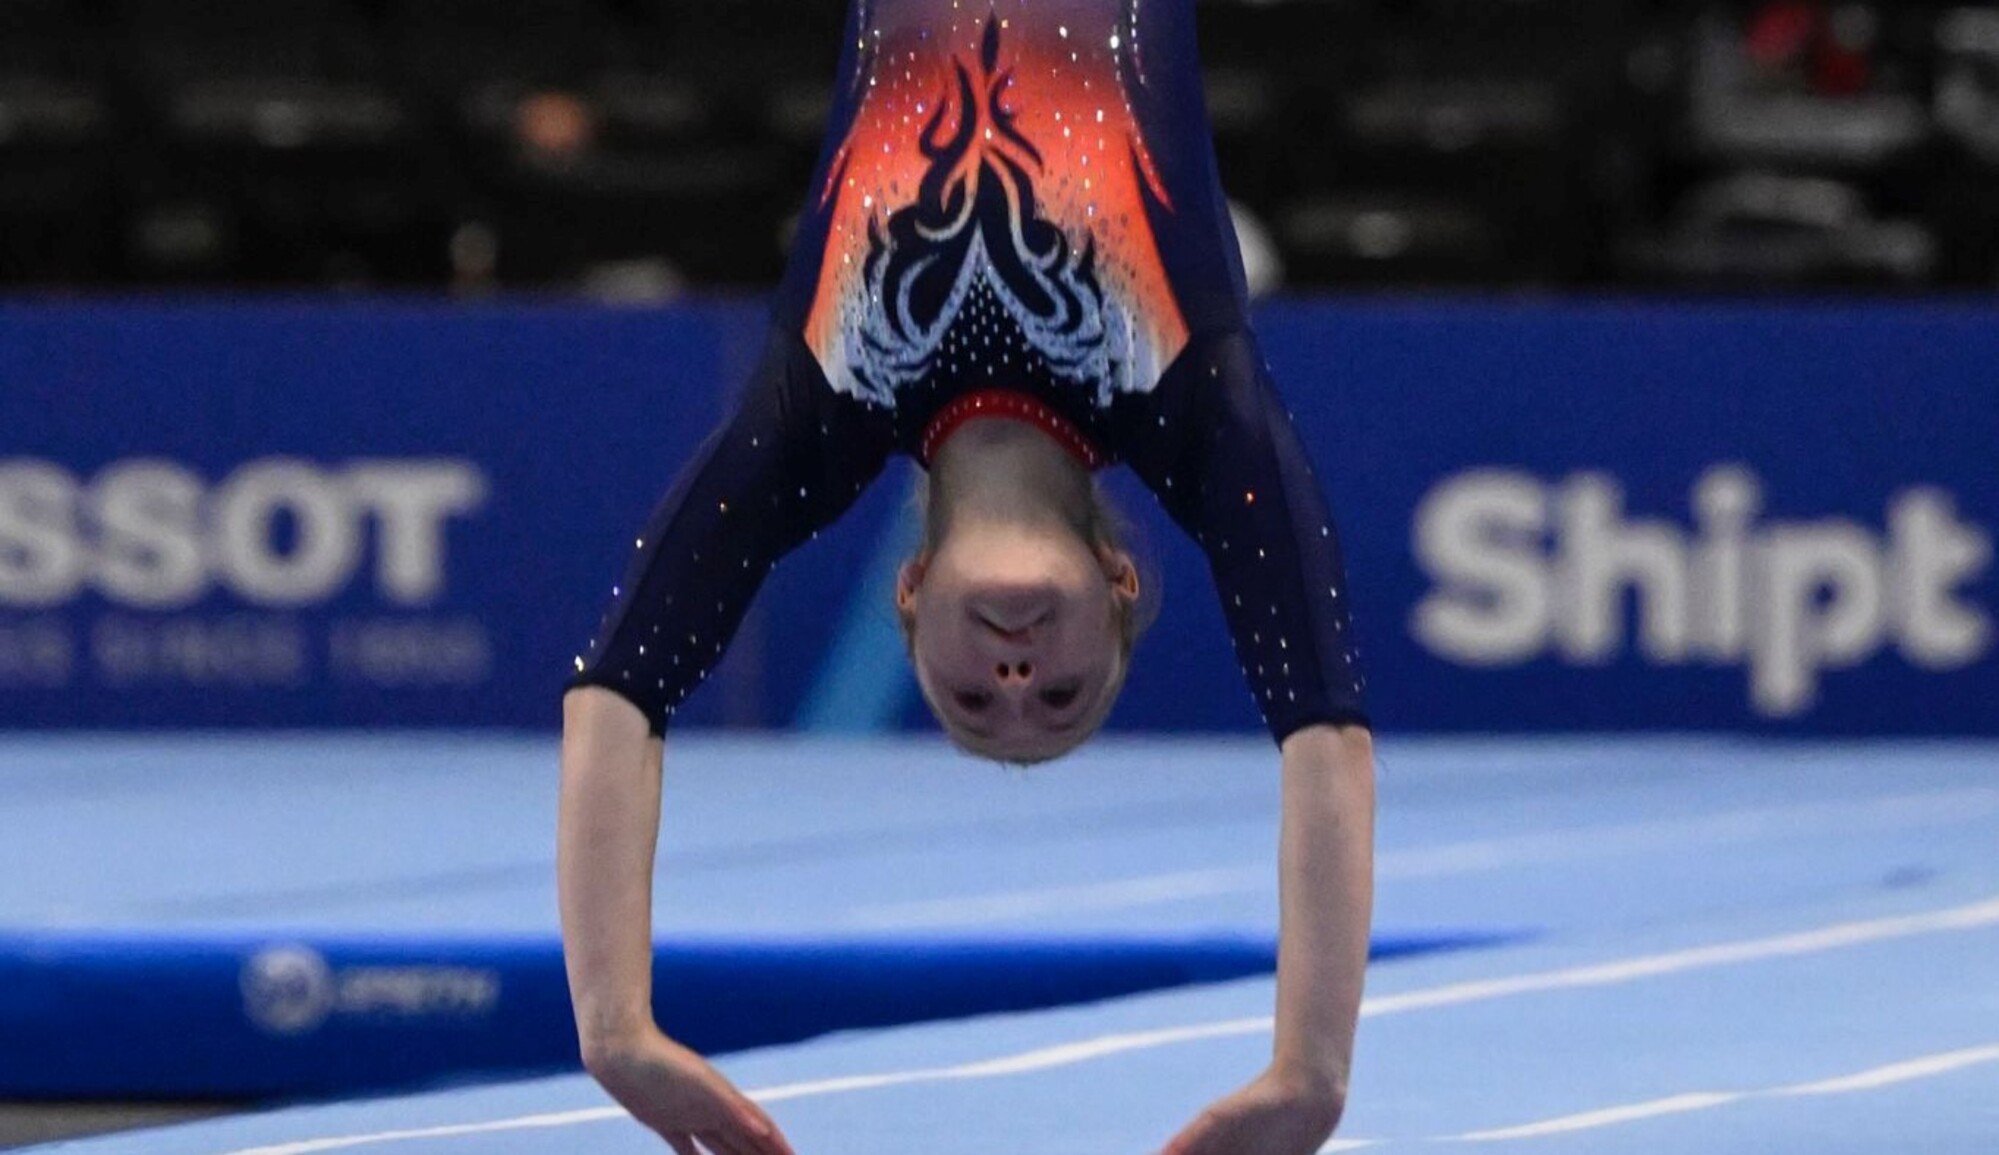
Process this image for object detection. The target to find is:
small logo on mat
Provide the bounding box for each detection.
[242,945,336,1036]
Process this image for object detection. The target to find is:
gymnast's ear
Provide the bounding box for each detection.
[896,556,929,613]
[1098,547,1140,605]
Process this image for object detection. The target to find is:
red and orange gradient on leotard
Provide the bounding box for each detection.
[804,1,1191,408]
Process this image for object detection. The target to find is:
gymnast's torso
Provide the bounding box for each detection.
[775,0,1248,440]
[571,0,1368,741]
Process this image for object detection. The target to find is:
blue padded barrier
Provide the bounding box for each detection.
[0,929,1516,1099]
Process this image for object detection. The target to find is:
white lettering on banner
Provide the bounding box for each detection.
[343,464,488,604]
[213,462,366,605]
[335,967,503,1018]
[93,460,207,607]
[91,615,309,686]
[329,618,493,685]
[0,460,82,606]
[1412,467,1993,717]
[0,458,488,609]
[0,618,72,685]
[242,945,502,1037]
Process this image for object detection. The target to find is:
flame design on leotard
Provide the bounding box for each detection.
[805,3,1189,409]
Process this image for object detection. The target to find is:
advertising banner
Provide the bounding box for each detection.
[3,300,1991,734]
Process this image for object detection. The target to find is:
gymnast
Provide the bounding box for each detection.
[559,3,1375,1152]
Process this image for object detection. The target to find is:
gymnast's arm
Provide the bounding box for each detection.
[559,337,883,1153]
[563,690,806,1155]
[1267,722,1375,1125]
[1130,334,1375,1152]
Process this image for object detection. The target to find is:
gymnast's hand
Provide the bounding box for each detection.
[1158,1063,1345,1155]
[584,1024,796,1155]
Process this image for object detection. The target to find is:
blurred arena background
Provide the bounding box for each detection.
[3,0,1995,1151]
[3,0,1999,294]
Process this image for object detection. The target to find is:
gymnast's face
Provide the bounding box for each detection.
[899,521,1138,764]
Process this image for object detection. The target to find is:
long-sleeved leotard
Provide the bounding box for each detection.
[572,0,1367,742]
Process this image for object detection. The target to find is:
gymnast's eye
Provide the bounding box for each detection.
[1039,685,1080,710]
[954,690,993,713]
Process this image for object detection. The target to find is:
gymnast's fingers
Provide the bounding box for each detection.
[734,1100,797,1155]
[697,1129,757,1155]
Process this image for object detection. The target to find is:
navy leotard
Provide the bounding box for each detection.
[571,0,1368,743]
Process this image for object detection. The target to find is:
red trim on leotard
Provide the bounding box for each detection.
[919,389,1108,472]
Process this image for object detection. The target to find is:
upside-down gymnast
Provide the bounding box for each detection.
[559,3,1375,1152]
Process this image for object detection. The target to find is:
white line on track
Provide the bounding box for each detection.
[1460,1092,1746,1141]
[837,787,1999,929]
[1456,1044,1999,1142]
[839,866,1265,930]
[1361,895,1999,1016]
[1777,1044,1999,1096]
[219,1110,628,1155]
[1375,786,1999,881]
[213,895,1999,1155]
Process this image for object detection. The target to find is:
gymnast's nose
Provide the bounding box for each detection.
[993,659,1035,687]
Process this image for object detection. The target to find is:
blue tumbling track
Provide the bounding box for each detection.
[10,736,1999,1154]
[0,735,1512,1099]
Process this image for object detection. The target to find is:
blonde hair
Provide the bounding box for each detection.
[897,475,1152,766]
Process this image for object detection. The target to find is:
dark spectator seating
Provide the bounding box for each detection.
[0,0,116,282]
[0,0,1995,294]
[113,0,451,285]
